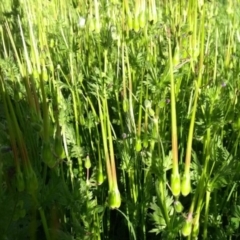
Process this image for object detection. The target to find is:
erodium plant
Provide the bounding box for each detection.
[0,0,240,240]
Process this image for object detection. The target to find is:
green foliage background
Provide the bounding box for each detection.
[0,0,240,239]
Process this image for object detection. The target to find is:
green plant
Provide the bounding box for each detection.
[1,0,240,240]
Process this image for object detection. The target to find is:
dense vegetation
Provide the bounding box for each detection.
[0,0,240,239]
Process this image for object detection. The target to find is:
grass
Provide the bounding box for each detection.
[0,0,240,239]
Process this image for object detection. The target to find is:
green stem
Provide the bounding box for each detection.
[168,36,180,197]
[203,189,211,239]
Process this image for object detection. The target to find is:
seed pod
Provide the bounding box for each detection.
[97,170,104,185]
[127,15,133,30]
[181,220,192,237]
[123,99,128,112]
[108,189,121,209]
[42,142,56,168]
[171,173,180,196]
[143,136,148,148]
[42,67,48,82]
[181,173,191,196]
[192,219,199,238]
[135,139,142,152]
[32,69,39,80]
[133,16,140,32]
